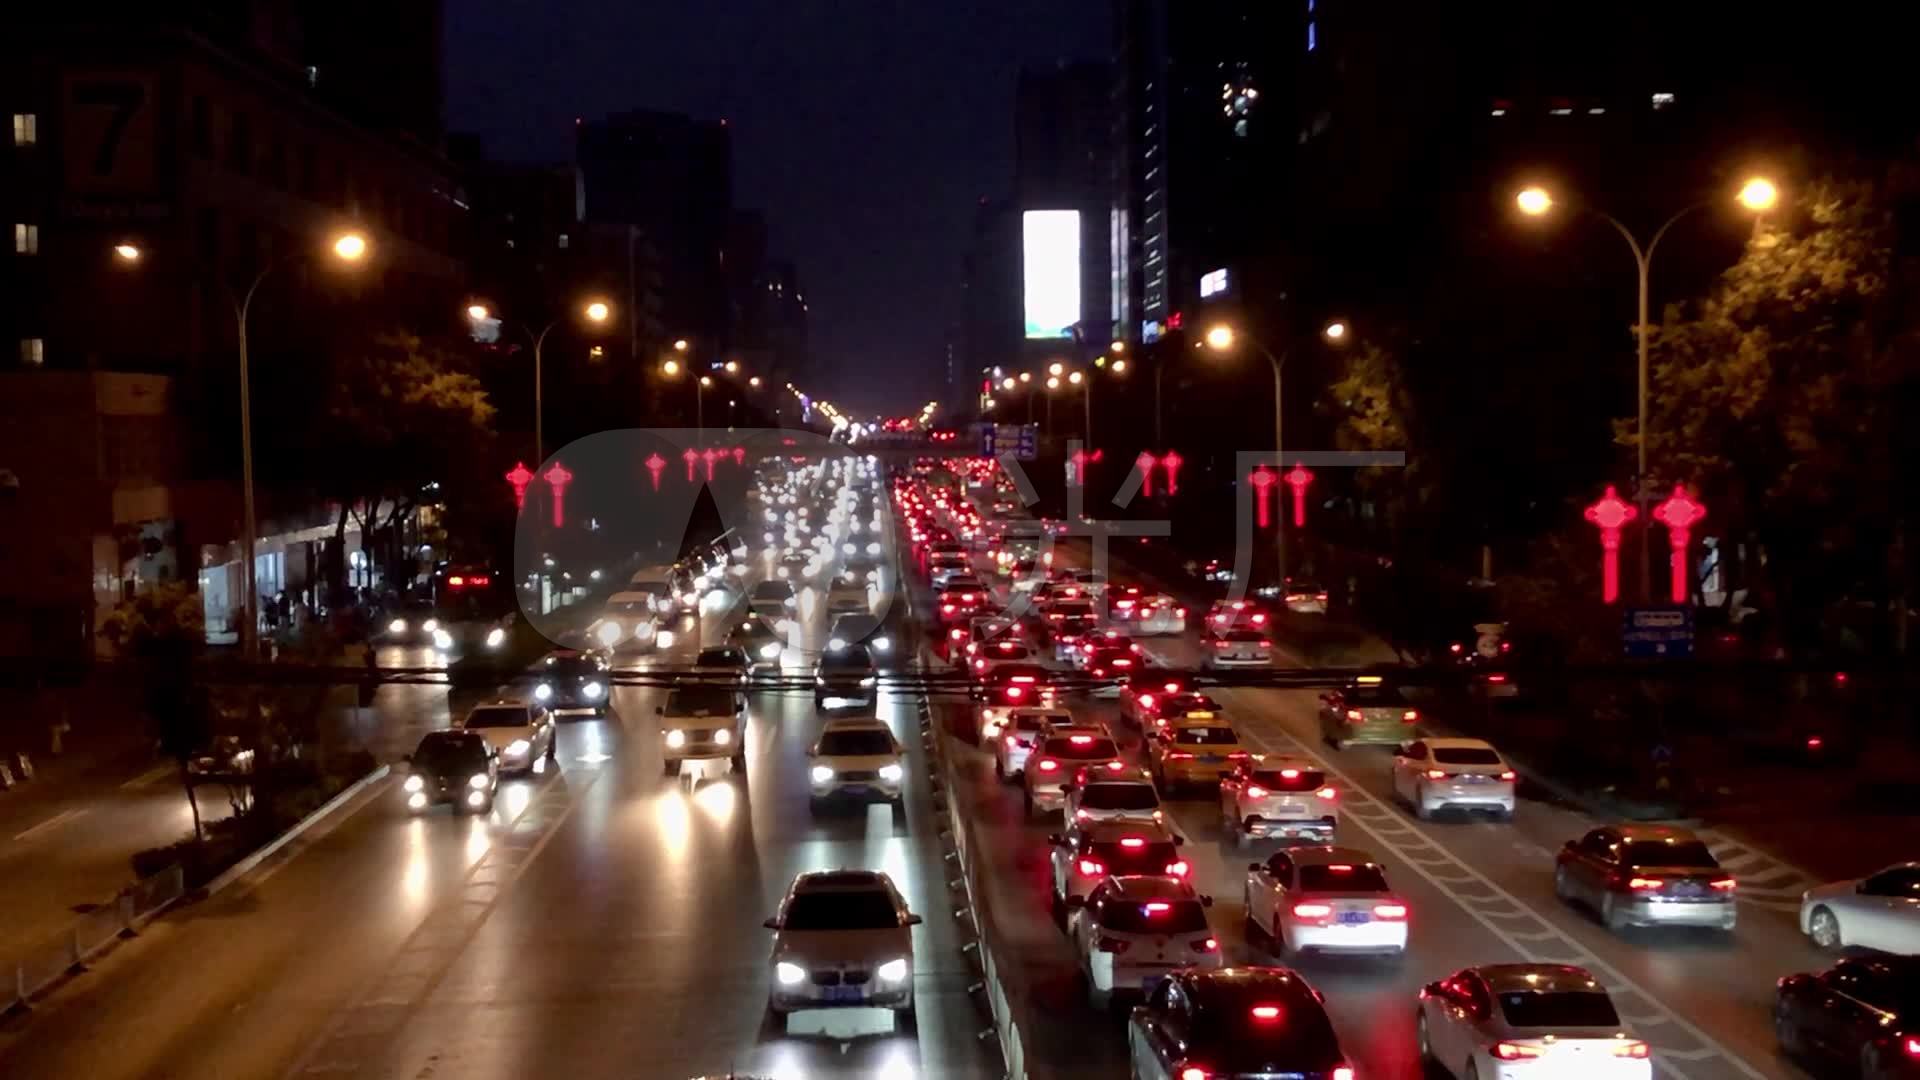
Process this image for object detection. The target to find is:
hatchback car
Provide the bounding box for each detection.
[1773,955,1920,1079]
[1025,731,1125,818]
[1418,964,1651,1080]
[989,706,1072,776]
[1128,967,1352,1080]
[530,650,612,717]
[763,869,923,1031]
[459,698,556,775]
[808,716,905,814]
[1245,845,1409,958]
[827,611,891,656]
[402,729,500,815]
[1219,757,1340,846]
[1049,820,1190,908]
[1066,763,1164,827]
[1391,737,1517,820]
[814,642,879,711]
[1132,594,1188,636]
[1067,875,1221,1009]
[1319,675,1420,750]
[1204,627,1273,669]
[1800,862,1920,953]
[1554,824,1737,933]
[1204,598,1270,633]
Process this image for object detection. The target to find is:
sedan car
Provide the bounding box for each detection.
[1800,862,1920,953]
[1067,875,1221,1009]
[1391,737,1517,820]
[1025,731,1125,819]
[691,645,750,688]
[1204,598,1270,633]
[1319,675,1420,750]
[1418,964,1650,1080]
[1150,716,1250,792]
[989,706,1072,777]
[1049,820,1190,908]
[808,716,905,814]
[1204,627,1273,669]
[1280,580,1331,615]
[827,612,891,657]
[401,729,500,815]
[1128,967,1352,1080]
[749,579,798,619]
[1066,763,1164,827]
[1079,643,1141,690]
[764,869,923,1032]
[530,649,612,717]
[1554,824,1737,933]
[1131,594,1188,636]
[1219,757,1339,847]
[729,615,788,670]
[814,642,879,711]
[1244,846,1408,958]
[1773,955,1920,1079]
[458,698,556,775]
[658,686,748,773]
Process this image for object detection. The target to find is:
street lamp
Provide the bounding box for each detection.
[748,375,762,388]
[466,303,490,322]
[1205,324,1236,351]
[1111,359,1127,374]
[116,228,371,660]
[1322,320,1348,343]
[1516,175,1777,599]
[1001,377,1016,391]
[466,297,611,468]
[1067,370,1083,385]
[724,359,740,374]
[1048,361,1065,377]
[661,358,682,377]
[1110,340,1125,354]
[1045,375,1061,390]
[673,338,689,352]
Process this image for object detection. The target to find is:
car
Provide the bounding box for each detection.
[1078,643,1141,691]
[1131,593,1188,636]
[379,602,441,645]
[1203,627,1273,669]
[1024,730,1125,819]
[458,698,556,775]
[401,729,500,814]
[827,612,891,657]
[1280,579,1331,615]
[1773,955,1920,1078]
[1127,967,1353,1080]
[1104,583,1145,620]
[1391,737,1517,820]
[1150,715,1250,792]
[1066,875,1221,1010]
[1553,824,1737,933]
[1219,756,1340,846]
[1418,964,1651,1080]
[935,579,989,622]
[962,612,1023,655]
[691,645,751,688]
[529,649,612,717]
[807,716,906,814]
[1065,568,1108,599]
[989,706,1071,776]
[749,579,798,619]
[1048,820,1190,908]
[926,548,972,588]
[975,662,1054,709]
[1319,675,1420,750]
[814,642,879,711]
[1205,598,1270,633]
[592,592,667,651]
[729,616,789,670]
[825,582,871,618]
[657,685,748,773]
[968,637,1037,680]
[1244,846,1408,958]
[1799,862,1920,953]
[776,550,813,581]
[763,869,923,1031]
[1065,763,1164,826]
[1119,677,1202,726]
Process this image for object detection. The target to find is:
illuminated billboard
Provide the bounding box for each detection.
[1022,210,1081,339]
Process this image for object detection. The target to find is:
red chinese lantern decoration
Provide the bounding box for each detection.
[1652,486,1707,605]
[1583,485,1638,605]
[1248,467,1277,528]
[1160,450,1184,496]
[505,462,535,510]
[1282,463,1314,528]
[643,453,666,492]
[701,447,719,481]
[542,461,573,528]
[1135,451,1159,497]
[731,446,746,466]
[682,448,698,482]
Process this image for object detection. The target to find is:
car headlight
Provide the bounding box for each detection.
[879,764,903,782]
[485,627,506,649]
[467,790,487,807]
[468,773,490,790]
[665,729,686,748]
[872,636,891,652]
[867,542,882,556]
[388,618,408,635]
[878,958,909,983]
[403,774,425,793]
[656,629,676,648]
[422,619,439,633]
[714,728,732,746]
[784,597,797,608]
[829,637,846,651]
[843,542,856,555]
[776,961,807,986]
[432,629,454,650]
[584,681,604,699]
[860,676,877,687]
[777,566,790,579]
[507,739,531,756]
[811,765,835,783]
[596,622,624,647]
[757,642,782,660]
[534,683,553,701]
[407,791,428,810]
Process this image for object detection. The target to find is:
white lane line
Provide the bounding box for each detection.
[1231,718,1770,1080]
[12,806,88,842]
[121,762,174,790]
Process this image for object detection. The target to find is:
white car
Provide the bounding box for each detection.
[988,706,1071,772]
[593,593,665,651]
[967,637,1038,680]
[808,716,906,814]
[1048,820,1190,908]
[1417,964,1651,1080]
[1281,580,1330,615]
[657,686,747,773]
[1244,845,1409,958]
[1064,763,1164,827]
[1799,862,1920,952]
[1203,627,1272,669]
[1391,738,1517,820]
[458,699,556,776]
[1134,596,1188,637]
[828,612,891,656]
[1218,756,1339,847]
[1065,875,1220,1009]
[764,869,922,1032]
[1024,730,1124,820]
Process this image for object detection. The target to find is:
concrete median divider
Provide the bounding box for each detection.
[195,763,390,900]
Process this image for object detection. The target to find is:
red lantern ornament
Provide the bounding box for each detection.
[1161,450,1184,496]
[1282,463,1314,528]
[1135,451,1159,497]
[731,446,746,466]
[644,453,666,492]
[505,462,535,510]
[542,461,573,528]
[701,447,719,481]
[1652,486,1706,605]
[1248,467,1277,529]
[682,448,698,482]
[1583,485,1638,605]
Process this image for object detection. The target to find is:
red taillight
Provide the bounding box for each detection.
[1332,1068,1354,1080]
[974,659,987,671]
[1163,681,1181,693]
[942,604,955,614]
[1143,901,1170,914]
[1316,592,1329,601]
[1806,736,1824,749]
[1710,877,1737,891]
[1449,643,1464,654]
[1613,1041,1651,1059]
[1166,860,1190,877]
[1037,759,1058,772]
[1011,675,1035,683]
[1074,808,1090,820]
[1105,760,1125,771]
[1165,751,1194,760]
[1403,710,1419,722]
[1193,937,1218,952]
[1179,1068,1208,1080]
[949,627,964,639]
[1250,1005,1281,1021]
[1259,639,1273,647]
[1004,735,1019,747]
[448,575,465,586]
[1627,877,1665,891]
[1345,709,1364,722]
[1903,1035,1920,1057]
[1498,770,1517,781]
[1373,903,1408,919]
[1486,674,1507,683]
[1120,837,1146,848]
[1138,694,1155,709]
[1070,734,1094,745]
[1426,769,1449,780]
[1492,1042,1542,1061]
[1245,785,1268,799]
[1316,787,1337,800]
[1175,607,1187,617]
[1077,859,1105,876]
[1292,902,1333,919]
[1114,658,1133,667]
[1005,686,1024,700]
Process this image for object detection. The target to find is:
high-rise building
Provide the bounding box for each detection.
[1014,60,1114,350]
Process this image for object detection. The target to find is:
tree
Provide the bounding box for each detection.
[101,583,211,838]
[1324,340,1429,544]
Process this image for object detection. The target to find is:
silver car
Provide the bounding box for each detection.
[1417,964,1651,1080]
[1799,862,1920,953]
[1554,824,1737,933]
[764,870,922,1032]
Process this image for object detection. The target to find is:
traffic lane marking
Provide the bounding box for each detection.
[12,806,89,842]
[121,762,175,790]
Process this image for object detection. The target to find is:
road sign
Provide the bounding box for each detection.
[981,424,1037,460]
[1622,606,1694,659]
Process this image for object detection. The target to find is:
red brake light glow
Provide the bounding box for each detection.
[1346,709,1364,722]
[1245,785,1268,799]
[1333,1068,1354,1080]
[1138,694,1155,709]
[1614,1041,1651,1059]
[1250,1005,1280,1021]
[1005,686,1024,699]
[1373,903,1408,919]
[1143,902,1170,914]
[1070,734,1094,745]
[1036,759,1058,772]
[1403,710,1420,722]
[1119,837,1146,848]
[1077,859,1105,876]
[448,575,465,586]
[1710,877,1737,891]
[1627,877,1664,891]
[1292,902,1333,918]
[1317,787,1338,800]
[1166,860,1190,877]
[1426,769,1449,780]
[1011,675,1036,683]
[1179,1068,1208,1080]
[1105,760,1125,771]
[1498,770,1517,781]
[1493,1043,1542,1061]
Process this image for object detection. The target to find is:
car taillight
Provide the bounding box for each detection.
[1346,709,1364,722]
[974,659,987,671]
[1627,877,1665,891]
[1005,686,1024,699]
[1492,1042,1543,1061]
[1260,639,1273,647]
[942,604,955,614]
[1316,787,1337,800]
[1245,785,1268,799]
[1251,613,1267,625]
[1613,1041,1651,1059]
[1166,860,1190,877]
[1373,903,1408,919]
[1292,902,1333,919]
[1486,674,1508,683]
[1192,937,1217,952]
[1710,876,1737,891]
[1317,592,1330,601]
[1070,734,1094,745]
[1426,769,1449,780]
[1498,770,1517,781]
[949,628,964,639]
[1165,751,1194,760]
[1403,710,1419,722]
[1095,935,1131,953]
[1178,1068,1209,1080]
[1004,734,1020,747]
[1074,808,1091,820]
[1037,759,1058,772]
[1332,1068,1354,1080]
[1137,694,1155,709]
[1077,859,1105,876]
[1806,735,1825,749]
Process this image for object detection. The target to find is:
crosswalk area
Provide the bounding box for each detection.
[1696,830,1818,913]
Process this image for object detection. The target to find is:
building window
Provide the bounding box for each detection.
[13,223,38,254]
[557,232,569,249]
[11,113,36,146]
[20,338,44,367]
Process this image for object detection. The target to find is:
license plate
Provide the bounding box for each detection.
[1276,800,1306,813]
[824,986,863,1003]
[1199,754,1223,764]
[1336,911,1371,925]
[1459,774,1485,784]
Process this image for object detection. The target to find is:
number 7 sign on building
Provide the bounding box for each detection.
[63,74,157,196]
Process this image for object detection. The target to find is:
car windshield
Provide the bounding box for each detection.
[463,707,530,729]
[412,734,488,772]
[1346,685,1404,706]
[666,688,737,716]
[1497,990,1622,1029]
[1172,726,1238,745]
[1433,746,1504,766]
[1101,898,1207,934]
[752,582,790,598]
[1251,768,1325,791]
[821,646,874,670]
[543,656,601,677]
[818,729,895,756]
[1297,863,1391,892]
[696,648,743,666]
[1081,784,1158,811]
[783,890,899,931]
[1621,840,1720,868]
[1044,736,1119,760]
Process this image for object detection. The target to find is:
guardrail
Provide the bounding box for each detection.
[4,863,185,1015]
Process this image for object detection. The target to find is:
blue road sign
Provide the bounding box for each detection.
[1622,606,1694,659]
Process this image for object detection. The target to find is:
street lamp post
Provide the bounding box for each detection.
[468,299,611,467]
[1517,177,1775,600]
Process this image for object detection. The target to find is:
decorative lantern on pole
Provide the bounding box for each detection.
[643,453,666,492]
[1652,486,1706,605]
[1161,449,1184,496]
[1135,451,1159,497]
[700,447,720,481]
[731,446,746,466]
[1583,484,1638,604]
[541,461,573,528]
[505,462,535,510]
[682,448,698,482]
[1248,466,1277,529]
[1282,463,1314,528]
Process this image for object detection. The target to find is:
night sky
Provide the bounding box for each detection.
[445,3,1109,415]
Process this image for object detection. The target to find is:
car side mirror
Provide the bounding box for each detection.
[1247,862,1263,873]
[906,913,924,926]
[1063,895,1085,909]
[1046,833,1066,847]
[762,917,781,930]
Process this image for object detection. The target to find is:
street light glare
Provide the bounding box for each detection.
[1019,372,1033,384]
[466,304,490,322]
[1323,320,1349,342]
[113,244,142,262]
[1516,186,1553,216]
[749,376,762,387]
[1738,176,1779,211]
[1001,377,1016,390]
[1110,340,1125,353]
[1205,325,1236,351]
[700,375,713,387]
[1046,376,1061,390]
[1068,370,1083,385]
[673,338,689,351]
[662,359,681,376]
[584,301,611,322]
[1112,359,1128,373]
[1048,361,1065,377]
[724,360,740,373]
[332,232,369,261]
